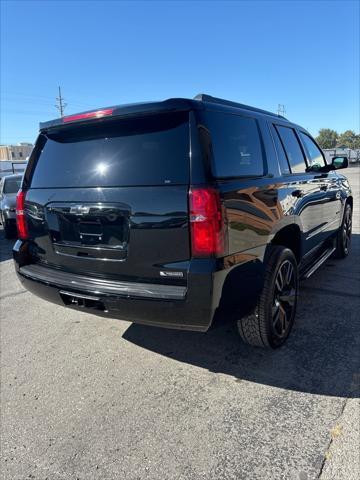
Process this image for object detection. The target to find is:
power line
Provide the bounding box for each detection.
[2,95,94,110]
[2,90,95,104]
[55,86,67,117]
[1,92,94,110]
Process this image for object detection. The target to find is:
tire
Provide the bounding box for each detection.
[237,245,298,349]
[334,203,352,259]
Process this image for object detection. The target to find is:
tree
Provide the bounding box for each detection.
[316,129,338,149]
[336,130,360,149]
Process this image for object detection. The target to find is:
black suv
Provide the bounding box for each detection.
[13,94,352,348]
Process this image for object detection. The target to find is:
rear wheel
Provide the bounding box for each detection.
[334,203,352,259]
[237,245,298,348]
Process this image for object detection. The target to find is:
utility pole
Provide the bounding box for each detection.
[55,86,67,117]
[277,104,286,117]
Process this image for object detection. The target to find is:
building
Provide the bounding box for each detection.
[0,143,33,161]
[323,148,360,164]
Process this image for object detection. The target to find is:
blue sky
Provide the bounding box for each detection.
[1,0,359,144]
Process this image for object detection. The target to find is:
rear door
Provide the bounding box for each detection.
[200,110,275,256]
[24,112,191,284]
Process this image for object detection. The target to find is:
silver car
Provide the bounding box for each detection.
[0,174,22,238]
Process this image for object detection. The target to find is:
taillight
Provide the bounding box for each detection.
[63,108,114,123]
[16,190,28,240]
[189,187,225,257]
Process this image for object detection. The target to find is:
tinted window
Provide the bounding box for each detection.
[207,113,264,177]
[3,176,22,194]
[299,132,326,170]
[270,124,290,174]
[276,126,306,173]
[30,112,189,188]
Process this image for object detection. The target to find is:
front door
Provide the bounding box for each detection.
[297,131,342,241]
[274,124,332,255]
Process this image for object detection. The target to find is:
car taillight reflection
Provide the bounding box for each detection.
[16,190,28,240]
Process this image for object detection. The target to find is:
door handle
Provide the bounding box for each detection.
[292,189,304,198]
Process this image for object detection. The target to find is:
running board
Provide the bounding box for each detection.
[303,247,336,279]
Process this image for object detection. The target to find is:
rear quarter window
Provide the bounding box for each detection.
[30,112,190,188]
[205,112,264,177]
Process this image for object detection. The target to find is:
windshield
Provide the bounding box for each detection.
[30,112,190,188]
[4,177,22,194]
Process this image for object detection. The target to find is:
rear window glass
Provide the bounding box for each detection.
[206,112,264,177]
[4,176,22,194]
[30,112,189,188]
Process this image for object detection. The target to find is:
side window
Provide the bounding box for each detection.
[270,124,290,174]
[276,126,307,174]
[299,132,326,170]
[207,112,264,177]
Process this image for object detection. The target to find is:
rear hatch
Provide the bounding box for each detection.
[23,111,191,286]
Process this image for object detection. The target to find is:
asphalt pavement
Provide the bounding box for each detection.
[1,167,359,480]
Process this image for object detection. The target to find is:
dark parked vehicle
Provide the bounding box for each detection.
[0,173,22,238]
[13,95,352,348]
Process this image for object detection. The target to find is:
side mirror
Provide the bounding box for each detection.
[331,156,348,170]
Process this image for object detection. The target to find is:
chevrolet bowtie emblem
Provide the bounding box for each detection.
[70,205,91,215]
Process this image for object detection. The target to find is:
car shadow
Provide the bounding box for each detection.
[123,233,360,398]
[0,227,16,262]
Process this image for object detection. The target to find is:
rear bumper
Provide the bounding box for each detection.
[13,241,219,332]
[19,264,187,301]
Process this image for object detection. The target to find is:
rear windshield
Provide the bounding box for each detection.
[30,112,189,188]
[4,176,22,194]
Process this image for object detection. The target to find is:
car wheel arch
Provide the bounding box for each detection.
[269,224,302,264]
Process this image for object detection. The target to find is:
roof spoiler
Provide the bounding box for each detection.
[193,93,288,119]
[39,98,195,131]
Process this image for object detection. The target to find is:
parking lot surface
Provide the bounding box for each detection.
[1,167,359,480]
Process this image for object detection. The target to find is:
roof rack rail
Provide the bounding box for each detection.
[193,93,287,119]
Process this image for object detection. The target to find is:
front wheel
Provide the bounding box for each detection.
[334,203,352,259]
[237,245,299,349]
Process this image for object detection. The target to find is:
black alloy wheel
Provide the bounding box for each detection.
[342,205,352,255]
[334,203,352,259]
[272,260,297,341]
